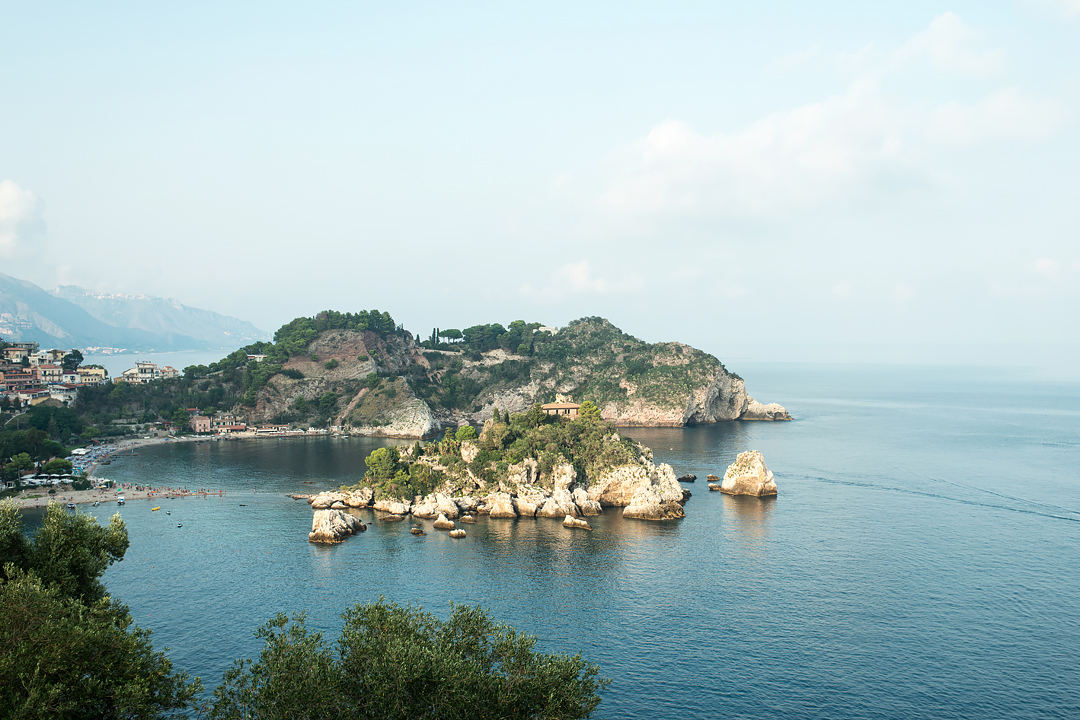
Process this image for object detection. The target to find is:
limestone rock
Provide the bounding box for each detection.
[454,496,479,513]
[309,509,366,544]
[720,450,778,497]
[344,488,373,507]
[373,498,412,515]
[449,529,466,539]
[537,488,578,518]
[433,513,455,531]
[708,483,722,492]
[563,515,592,530]
[310,491,344,509]
[459,514,477,523]
[706,474,720,483]
[460,440,480,464]
[330,500,346,510]
[512,488,546,517]
[742,398,793,422]
[677,474,696,483]
[550,463,577,491]
[411,494,439,519]
[485,492,517,518]
[622,485,686,520]
[434,493,460,519]
[572,488,603,516]
[410,526,425,536]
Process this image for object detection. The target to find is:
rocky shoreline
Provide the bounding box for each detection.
[299,449,778,544]
[298,454,691,544]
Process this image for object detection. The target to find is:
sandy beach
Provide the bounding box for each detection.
[12,433,223,508]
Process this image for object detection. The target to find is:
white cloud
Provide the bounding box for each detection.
[928,88,1067,145]
[520,260,641,299]
[596,14,1065,222]
[1049,0,1080,18]
[895,12,1003,74]
[0,180,41,257]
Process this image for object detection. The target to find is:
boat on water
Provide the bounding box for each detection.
[117,497,125,505]
[151,506,160,511]
[92,501,99,507]
[166,511,171,515]
[66,502,76,510]
[176,523,182,528]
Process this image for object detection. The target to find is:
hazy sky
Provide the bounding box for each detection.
[1,2,1077,372]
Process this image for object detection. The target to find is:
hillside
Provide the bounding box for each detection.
[72,310,789,438]
[0,272,265,351]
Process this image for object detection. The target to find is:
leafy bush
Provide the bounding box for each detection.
[209,599,607,720]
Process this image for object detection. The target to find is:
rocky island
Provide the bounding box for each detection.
[304,403,691,542]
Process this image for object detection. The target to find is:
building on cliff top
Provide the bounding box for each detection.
[542,402,580,417]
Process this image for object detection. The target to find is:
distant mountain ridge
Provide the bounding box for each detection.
[0,272,266,351]
[54,285,266,350]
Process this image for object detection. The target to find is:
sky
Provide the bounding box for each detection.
[1,1,1077,373]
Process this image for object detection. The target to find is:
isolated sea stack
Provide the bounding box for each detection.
[720,451,778,497]
[309,509,366,543]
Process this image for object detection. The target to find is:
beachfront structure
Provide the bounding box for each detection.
[190,415,211,433]
[541,401,581,417]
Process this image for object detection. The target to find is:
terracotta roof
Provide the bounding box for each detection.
[541,402,581,409]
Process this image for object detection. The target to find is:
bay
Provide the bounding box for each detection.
[65,363,1080,718]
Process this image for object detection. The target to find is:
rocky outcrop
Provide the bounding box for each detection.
[410,526,425,536]
[720,450,778,497]
[677,474,696,483]
[484,492,517,518]
[537,489,578,518]
[563,515,592,530]
[573,488,603,516]
[309,509,366,544]
[742,398,793,422]
[449,529,466,539]
[373,498,412,515]
[708,483,721,491]
[432,513,455,530]
[460,514,476,523]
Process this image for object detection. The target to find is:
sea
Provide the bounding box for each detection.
[37,363,1080,718]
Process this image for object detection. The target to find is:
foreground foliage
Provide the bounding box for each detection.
[0,501,610,719]
[211,600,608,720]
[0,500,201,719]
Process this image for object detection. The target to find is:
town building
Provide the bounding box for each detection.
[76,366,108,384]
[37,363,63,385]
[116,361,179,384]
[190,415,212,433]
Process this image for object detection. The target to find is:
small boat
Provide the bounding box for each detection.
[176,523,182,528]
[239,503,247,507]
[166,511,171,515]
[92,501,100,507]
[117,497,125,505]
[66,502,76,510]
[151,506,160,511]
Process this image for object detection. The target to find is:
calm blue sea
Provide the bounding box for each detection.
[53,363,1080,718]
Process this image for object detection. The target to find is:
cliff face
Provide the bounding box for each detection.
[240,316,788,437]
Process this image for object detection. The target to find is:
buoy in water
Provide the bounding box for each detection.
[151,506,160,511]
[176,523,182,528]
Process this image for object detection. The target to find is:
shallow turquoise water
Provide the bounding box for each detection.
[64,364,1080,718]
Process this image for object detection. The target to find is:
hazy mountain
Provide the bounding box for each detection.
[55,285,266,350]
[0,272,266,351]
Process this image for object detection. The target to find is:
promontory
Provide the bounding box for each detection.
[74,310,790,439]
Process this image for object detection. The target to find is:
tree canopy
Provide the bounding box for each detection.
[210,599,607,720]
